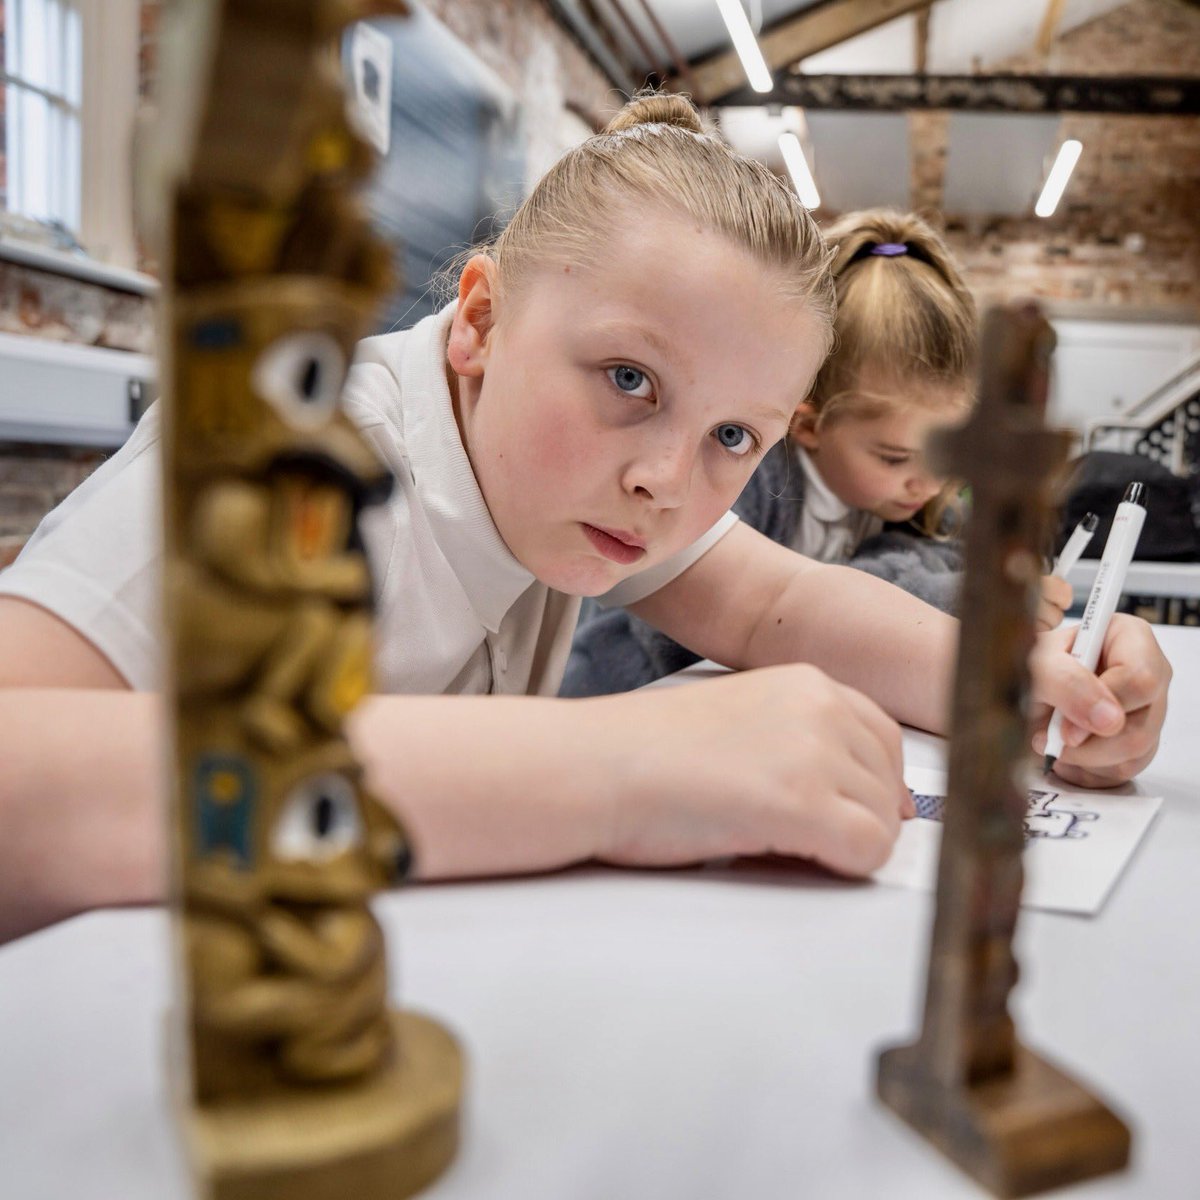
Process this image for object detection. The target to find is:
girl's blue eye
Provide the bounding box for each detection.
[715,423,754,456]
[608,365,652,398]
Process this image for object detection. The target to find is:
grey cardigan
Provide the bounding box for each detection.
[560,442,963,697]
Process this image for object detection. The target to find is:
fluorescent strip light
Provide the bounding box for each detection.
[714,0,774,94]
[778,132,820,210]
[1035,139,1083,218]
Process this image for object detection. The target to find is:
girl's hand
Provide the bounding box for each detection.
[594,665,913,878]
[1036,574,1074,632]
[1028,615,1170,788]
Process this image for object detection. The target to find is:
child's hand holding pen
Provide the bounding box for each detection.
[1036,575,1074,632]
[1029,490,1170,787]
[1027,614,1170,788]
[1035,511,1099,632]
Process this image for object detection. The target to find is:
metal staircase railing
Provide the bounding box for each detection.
[1084,350,1200,478]
[1081,349,1200,626]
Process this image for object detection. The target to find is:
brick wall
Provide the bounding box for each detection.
[0,447,107,569]
[921,0,1200,316]
[423,0,615,126]
[7,0,1194,564]
[1,0,612,563]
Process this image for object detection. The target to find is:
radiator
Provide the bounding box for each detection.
[0,331,156,447]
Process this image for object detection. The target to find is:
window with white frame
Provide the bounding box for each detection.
[1,0,140,270]
[1,0,83,237]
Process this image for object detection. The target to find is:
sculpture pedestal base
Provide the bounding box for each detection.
[877,1040,1130,1198]
[180,1011,463,1200]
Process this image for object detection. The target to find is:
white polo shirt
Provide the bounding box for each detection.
[0,305,737,695]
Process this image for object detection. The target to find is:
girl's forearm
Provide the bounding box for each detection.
[0,689,620,941]
[0,690,166,942]
[744,562,958,734]
[348,694,615,880]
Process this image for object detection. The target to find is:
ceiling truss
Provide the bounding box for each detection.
[720,72,1200,114]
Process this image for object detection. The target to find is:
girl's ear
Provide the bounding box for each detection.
[789,401,821,450]
[447,255,499,379]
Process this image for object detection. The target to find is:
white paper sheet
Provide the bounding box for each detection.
[873,763,1163,915]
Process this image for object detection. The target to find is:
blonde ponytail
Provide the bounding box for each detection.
[808,209,978,539]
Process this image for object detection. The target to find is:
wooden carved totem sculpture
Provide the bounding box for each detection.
[875,305,1131,1197]
[149,3,463,1196]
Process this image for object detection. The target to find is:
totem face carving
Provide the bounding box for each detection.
[182,733,409,1093]
[156,8,463,1194]
[164,144,405,1112]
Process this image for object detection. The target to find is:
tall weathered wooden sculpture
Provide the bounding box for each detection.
[149,3,463,1196]
[876,305,1131,1197]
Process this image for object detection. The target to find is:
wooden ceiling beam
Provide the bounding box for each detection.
[682,0,935,104]
[914,3,931,74]
[1035,0,1068,59]
[720,72,1200,113]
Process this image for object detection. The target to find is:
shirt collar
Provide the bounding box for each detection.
[795,445,851,523]
[399,304,535,634]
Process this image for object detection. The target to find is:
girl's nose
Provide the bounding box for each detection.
[908,471,941,501]
[623,436,695,509]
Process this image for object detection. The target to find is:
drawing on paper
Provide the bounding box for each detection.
[912,790,1100,841]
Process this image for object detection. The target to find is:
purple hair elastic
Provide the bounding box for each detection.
[870,243,909,256]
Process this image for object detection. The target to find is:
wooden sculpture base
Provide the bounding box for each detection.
[877,1040,1130,1198]
[177,1011,464,1200]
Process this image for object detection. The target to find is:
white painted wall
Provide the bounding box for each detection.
[1047,319,1200,437]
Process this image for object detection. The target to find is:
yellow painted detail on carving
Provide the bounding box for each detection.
[178,360,257,438]
[307,131,350,173]
[203,204,290,275]
[331,647,371,714]
[209,770,244,804]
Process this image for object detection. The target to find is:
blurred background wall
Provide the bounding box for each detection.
[1,0,1197,567]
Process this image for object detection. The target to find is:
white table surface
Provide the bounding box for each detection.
[2,626,1198,1200]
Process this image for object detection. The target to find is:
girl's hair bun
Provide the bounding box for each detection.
[604,91,704,136]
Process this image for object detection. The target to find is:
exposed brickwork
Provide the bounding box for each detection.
[0,261,155,351]
[912,0,1200,317]
[0,444,108,567]
[423,0,617,126]
[908,110,948,216]
[139,0,161,99]
[1,0,614,559]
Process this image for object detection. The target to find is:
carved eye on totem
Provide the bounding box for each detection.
[271,772,364,861]
[252,332,347,429]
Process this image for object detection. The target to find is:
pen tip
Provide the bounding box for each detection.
[1043,754,1057,776]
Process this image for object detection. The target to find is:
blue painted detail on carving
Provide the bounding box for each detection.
[193,753,256,868]
[190,318,243,350]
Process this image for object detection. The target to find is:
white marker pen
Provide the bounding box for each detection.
[1044,484,1146,774]
[1052,511,1098,579]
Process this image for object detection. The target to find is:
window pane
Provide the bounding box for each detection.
[1,80,7,213]
[18,0,50,92]
[62,0,79,107]
[1,0,7,209]
[3,0,16,77]
[56,103,78,231]
[2,0,81,231]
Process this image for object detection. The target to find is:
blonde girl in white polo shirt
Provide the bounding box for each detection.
[0,93,1170,940]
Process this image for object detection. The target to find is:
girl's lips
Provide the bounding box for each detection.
[582,523,647,566]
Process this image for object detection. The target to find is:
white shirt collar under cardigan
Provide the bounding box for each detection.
[790,444,883,563]
[355,305,533,635]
